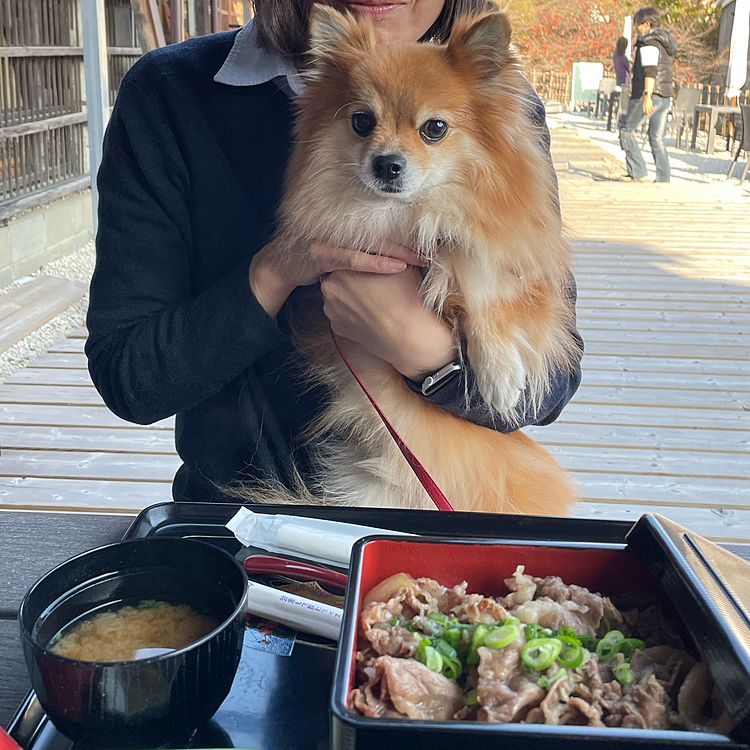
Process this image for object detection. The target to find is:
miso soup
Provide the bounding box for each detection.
[49,599,219,662]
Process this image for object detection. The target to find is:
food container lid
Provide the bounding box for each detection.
[626,513,750,742]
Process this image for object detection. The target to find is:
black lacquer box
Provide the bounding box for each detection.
[332,514,750,750]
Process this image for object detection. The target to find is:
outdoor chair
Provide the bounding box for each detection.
[670,87,702,150]
[726,104,750,185]
[595,78,617,118]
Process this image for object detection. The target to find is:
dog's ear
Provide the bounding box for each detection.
[446,12,512,82]
[308,4,375,60]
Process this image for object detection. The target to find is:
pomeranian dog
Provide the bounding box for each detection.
[248,6,580,514]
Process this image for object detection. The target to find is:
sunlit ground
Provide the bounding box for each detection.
[550,110,750,185]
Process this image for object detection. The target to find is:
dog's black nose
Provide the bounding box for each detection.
[372,154,406,183]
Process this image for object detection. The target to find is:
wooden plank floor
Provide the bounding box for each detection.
[525,126,750,541]
[0,328,178,513]
[0,126,747,541]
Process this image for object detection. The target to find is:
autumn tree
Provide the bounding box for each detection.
[509,0,635,73]
[508,0,722,83]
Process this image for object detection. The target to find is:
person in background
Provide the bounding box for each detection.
[613,36,631,128]
[619,6,678,182]
[613,36,631,87]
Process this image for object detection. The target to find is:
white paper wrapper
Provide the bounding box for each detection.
[245,581,342,641]
[226,507,411,567]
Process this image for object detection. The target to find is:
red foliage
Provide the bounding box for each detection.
[514,0,634,73]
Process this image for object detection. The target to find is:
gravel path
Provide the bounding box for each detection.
[0,241,95,381]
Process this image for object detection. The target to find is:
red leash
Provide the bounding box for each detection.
[330,327,455,512]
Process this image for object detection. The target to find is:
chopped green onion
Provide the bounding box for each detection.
[557,644,584,669]
[614,662,634,685]
[484,624,519,649]
[596,630,625,662]
[435,639,458,659]
[558,634,582,648]
[419,619,444,637]
[524,623,545,641]
[441,653,463,681]
[615,638,646,659]
[602,616,611,633]
[601,630,625,645]
[428,612,450,625]
[560,626,577,639]
[464,688,479,708]
[521,638,563,671]
[417,644,444,673]
[389,615,399,627]
[578,634,598,651]
[442,628,462,651]
[537,668,567,690]
[138,599,157,608]
[466,624,490,665]
[502,616,521,627]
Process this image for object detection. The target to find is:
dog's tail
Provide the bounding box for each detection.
[219,462,341,507]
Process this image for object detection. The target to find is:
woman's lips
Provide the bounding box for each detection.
[345,2,404,16]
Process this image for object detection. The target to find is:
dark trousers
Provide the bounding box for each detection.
[619,94,672,182]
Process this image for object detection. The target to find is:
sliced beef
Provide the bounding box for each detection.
[502,565,538,606]
[501,566,622,636]
[675,661,730,732]
[622,604,686,649]
[451,594,510,624]
[511,598,601,635]
[476,645,545,722]
[630,646,695,698]
[360,599,422,658]
[358,656,464,720]
[605,675,669,730]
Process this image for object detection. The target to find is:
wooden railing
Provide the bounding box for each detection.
[526,70,572,106]
[0,0,141,210]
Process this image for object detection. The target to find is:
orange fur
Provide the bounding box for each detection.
[239,7,580,515]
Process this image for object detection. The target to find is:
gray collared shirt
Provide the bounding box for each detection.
[213,18,304,96]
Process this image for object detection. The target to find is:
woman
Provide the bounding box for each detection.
[613,36,631,86]
[86,0,583,503]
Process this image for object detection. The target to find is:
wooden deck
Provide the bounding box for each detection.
[526,126,750,541]
[0,126,748,540]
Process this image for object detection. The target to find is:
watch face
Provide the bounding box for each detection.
[421,362,462,396]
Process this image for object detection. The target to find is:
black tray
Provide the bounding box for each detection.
[5,502,650,750]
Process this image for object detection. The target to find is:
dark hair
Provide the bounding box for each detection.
[634,6,661,28]
[615,36,628,56]
[252,0,491,61]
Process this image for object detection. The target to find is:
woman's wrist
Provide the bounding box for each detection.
[248,249,297,320]
[394,327,459,383]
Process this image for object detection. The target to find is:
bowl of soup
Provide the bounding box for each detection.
[18,537,248,748]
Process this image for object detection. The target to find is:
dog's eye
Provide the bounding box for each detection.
[420,119,448,142]
[351,112,376,137]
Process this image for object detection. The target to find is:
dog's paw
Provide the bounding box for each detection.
[470,343,526,416]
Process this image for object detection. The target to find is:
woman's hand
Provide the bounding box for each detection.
[248,238,423,319]
[321,265,458,382]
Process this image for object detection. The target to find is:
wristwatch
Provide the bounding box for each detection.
[421,359,462,396]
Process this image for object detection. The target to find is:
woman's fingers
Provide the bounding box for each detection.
[311,242,405,274]
[370,241,429,268]
[311,240,427,275]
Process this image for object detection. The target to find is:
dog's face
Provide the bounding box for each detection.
[297,7,516,205]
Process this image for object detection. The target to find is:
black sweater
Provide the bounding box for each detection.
[86,31,583,502]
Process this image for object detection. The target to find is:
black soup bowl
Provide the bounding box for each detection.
[19,537,248,748]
